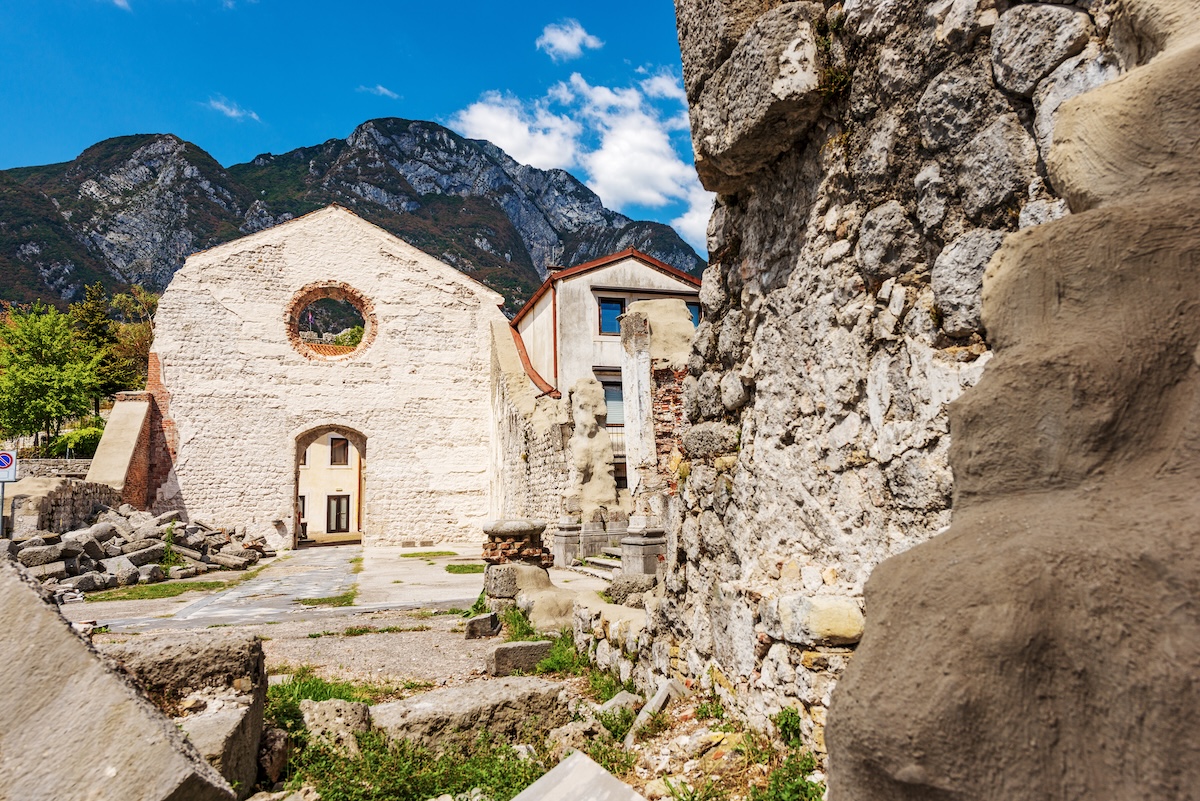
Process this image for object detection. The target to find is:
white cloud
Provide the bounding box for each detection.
[449,92,580,170]
[536,19,603,62]
[640,73,686,103]
[672,182,714,253]
[358,84,400,100]
[447,67,714,253]
[112,0,131,9]
[205,96,261,123]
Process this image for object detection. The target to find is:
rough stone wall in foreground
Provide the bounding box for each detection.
[827,1,1200,796]
[654,0,1127,752]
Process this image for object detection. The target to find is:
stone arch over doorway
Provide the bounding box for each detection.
[294,424,367,548]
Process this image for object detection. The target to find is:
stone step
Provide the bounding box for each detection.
[586,556,622,570]
[570,565,613,581]
[601,546,623,558]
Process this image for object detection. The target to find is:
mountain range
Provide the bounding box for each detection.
[0,118,705,315]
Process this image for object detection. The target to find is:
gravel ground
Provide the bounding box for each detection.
[95,603,494,686]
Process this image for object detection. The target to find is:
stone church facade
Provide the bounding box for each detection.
[143,206,508,548]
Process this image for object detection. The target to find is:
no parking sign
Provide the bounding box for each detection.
[0,451,13,539]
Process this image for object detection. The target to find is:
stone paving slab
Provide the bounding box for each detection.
[61,544,607,632]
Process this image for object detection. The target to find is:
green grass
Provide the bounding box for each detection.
[87,580,227,602]
[535,629,587,675]
[400,551,457,559]
[266,668,434,741]
[463,591,488,618]
[587,670,636,703]
[445,563,485,574]
[597,706,637,741]
[585,737,636,777]
[344,624,431,636]
[350,557,364,574]
[297,588,358,607]
[287,730,547,801]
[637,710,671,742]
[500,607,542,642]
[749,752,823,801]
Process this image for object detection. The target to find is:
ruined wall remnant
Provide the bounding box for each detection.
[828,1,1200,796]
[488,320,571,535]
[566,378,620,522]
[657,0,1130,752]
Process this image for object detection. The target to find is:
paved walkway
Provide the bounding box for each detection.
[73,545,607,632]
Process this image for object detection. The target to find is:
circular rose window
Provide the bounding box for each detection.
[286,282,376,361]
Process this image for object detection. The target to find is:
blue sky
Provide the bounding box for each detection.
[0,0,712,251]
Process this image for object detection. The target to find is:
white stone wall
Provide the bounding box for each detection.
[152,206,507,547]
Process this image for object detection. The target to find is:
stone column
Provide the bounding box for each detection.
[552,516,581,566]
[621,514,666,575]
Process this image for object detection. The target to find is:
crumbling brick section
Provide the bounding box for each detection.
[482,520,554,568]
[145,352,178,510]
[652,366,689,494]
[112,391,153,508]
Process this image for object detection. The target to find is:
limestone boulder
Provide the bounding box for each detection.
[689,2,825,192]
[991,3,1091,96]
[954,114,1038,219]
[0,559,233,799]
[932,229,1006,336]
[371,677,568,748]
[856,200,924,279]
[299,699,370,757]
[181,705,262,800]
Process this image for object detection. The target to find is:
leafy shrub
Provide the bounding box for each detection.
[773,706,804,750]
[597,706,637,741]
[46,426,104,457]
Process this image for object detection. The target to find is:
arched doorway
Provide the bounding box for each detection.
[294,425,366,548]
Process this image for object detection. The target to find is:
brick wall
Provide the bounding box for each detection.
[10,479,121,536]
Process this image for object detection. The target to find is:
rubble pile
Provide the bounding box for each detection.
[4,504,273,603]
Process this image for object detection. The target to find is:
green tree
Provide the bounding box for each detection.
[110,285,158,389]
[70,283,139,413]
[0,303,100,446]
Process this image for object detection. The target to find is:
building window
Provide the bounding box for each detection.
[686,301,702,327]
[602,381,625,425]
[300,446,308,466]
[327,495,350,533]
[298,496,306,520]
[330,437,349,466]
[598,298,625,335]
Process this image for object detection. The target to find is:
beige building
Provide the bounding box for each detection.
[128,205,508,549]
[510,250,701,486]
[296,432,363,539]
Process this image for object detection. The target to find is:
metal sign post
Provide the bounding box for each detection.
[0,451,17,540]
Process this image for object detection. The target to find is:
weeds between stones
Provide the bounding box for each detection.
[296,588,358,607]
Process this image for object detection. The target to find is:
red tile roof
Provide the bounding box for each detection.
[511,248,702,327]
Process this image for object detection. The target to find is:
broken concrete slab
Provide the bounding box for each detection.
[300,698,371,757]
[181,705,261,800]
[465,612,501,639]
[126,543,168,566]
[511,750,648,801]
[487,641,553,676]
[623,679,688,748]
[370,676,568,748]
[100,631,266,799]
[0,559,233,800]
